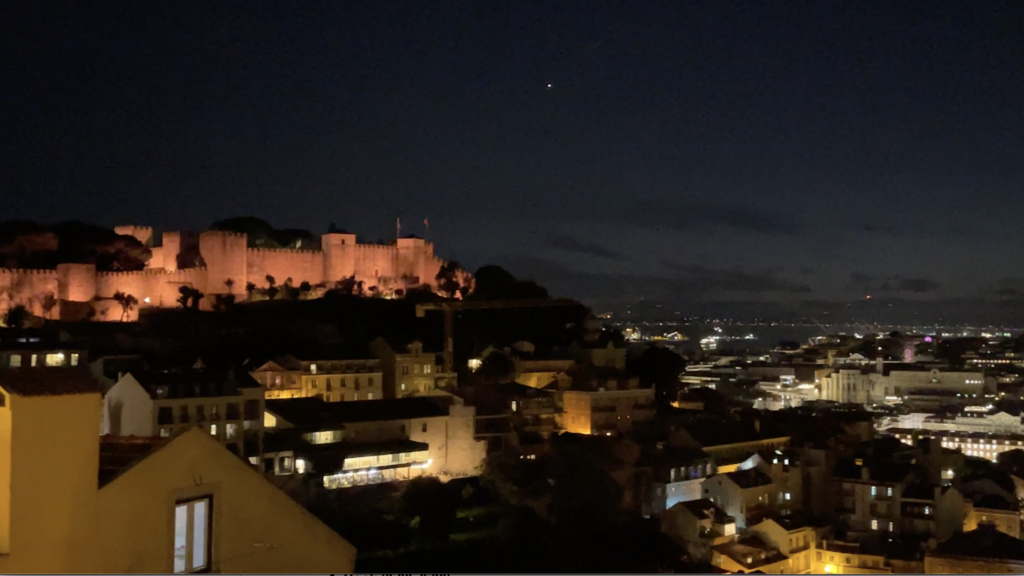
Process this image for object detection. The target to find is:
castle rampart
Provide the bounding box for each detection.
[0,226,456,321]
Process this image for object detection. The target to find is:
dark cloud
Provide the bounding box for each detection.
[799,267,816,276]
[614,199,802,235]
[896,278,942,293]
[659,261,813,294]
[546,234,626,261]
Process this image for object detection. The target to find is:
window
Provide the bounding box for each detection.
[424,364,432,374]
[31,354,38,367]
[354,378,361,391]
[785,492,791,501]
[279,456,294,473]
[179,405,190,423]
[326,378,333,392]
[401,383,406,391]
[296,459,307,474]
[174,497,211,573]
[924,506,932,515]
[195,405,206,422]
[422,422,428,433]
[210,424,217,436]
[888,521,893,531]
[887,487,893,497]
[367,392,373,400]
[160,427,171,437]
[226,423,238,440]
[402,365,409,376]
[158,406,174,425]
[311,378,317,389]
[44,353,65,366]
[310,363,317,374]
[8,354,21,367]
[871,486,877,497]
[872,519,878,530]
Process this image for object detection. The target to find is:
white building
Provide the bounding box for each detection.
[101,369,265,462]
[820,367,993,406]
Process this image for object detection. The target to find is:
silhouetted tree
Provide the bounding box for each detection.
[3,304,28,328]
[40,291,57,319]
[399,477,459,542]
[224,278,235,292]
[245,281,256,300]
[177,286,191,308]
[629,345,687,407]
[112,291,139,322]
[435,261,463,298]
[469,265,549,301]
[265,275,279,300]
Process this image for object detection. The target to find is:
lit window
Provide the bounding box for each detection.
[44,353,65,366]
[160,427,171,437]
[511,401,518,411]
[401,383,406,391]
[887,487,893,497]
[70,353,79,366]
[888,521,893,531]
[424,364,432,374]
[367,392,373,400]
[279,456,294,474]
[31,354,37,367]
[210,424,217,436]
[785,492,791,501]
[173,497,211,573]
[872,519,878,530]
[310,363,317,374]
[924,506,931,515]
[226,423,238,440]
[9,355,21,368]
[296,459,307,474]
[784,458,789,465]
[871,486,877,497]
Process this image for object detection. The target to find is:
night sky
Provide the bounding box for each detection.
[5,1,1023,320]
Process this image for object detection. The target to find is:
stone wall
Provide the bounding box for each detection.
[246,248,324,289]
[0,268,60,318]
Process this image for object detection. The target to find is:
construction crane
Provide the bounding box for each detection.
[415,299,583,374]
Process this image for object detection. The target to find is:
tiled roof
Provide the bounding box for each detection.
[933,525,1024,561]
[129,369,261,399]
[0,370,101,397]
[266,396,453,429]
[98,435,167,487]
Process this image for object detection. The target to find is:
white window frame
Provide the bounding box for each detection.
[174,496,211,574]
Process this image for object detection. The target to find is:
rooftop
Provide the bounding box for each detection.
[129,369,261,399]
[266,396,454,428]
[98,435,167,487]
[933,525,1024,562]
[713,535,787,570]
[0,370,102,397]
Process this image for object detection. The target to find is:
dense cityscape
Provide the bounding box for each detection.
[5,1,1023,574]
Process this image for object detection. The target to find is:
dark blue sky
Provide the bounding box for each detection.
[4,1,1024,319]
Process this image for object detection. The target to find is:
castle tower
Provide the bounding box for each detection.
[113,226,153,248]
[198,231,247,296]
[396,236,432,286]
[55,263,97,303]
[321,232,357,284]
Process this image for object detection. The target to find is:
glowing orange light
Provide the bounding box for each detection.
[866,295,872,299]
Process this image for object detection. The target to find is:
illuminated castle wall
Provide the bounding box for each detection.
[0,227,451,322]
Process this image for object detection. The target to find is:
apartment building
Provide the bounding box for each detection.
[263,395,485,487]
[639,446,716,515]
[370,338,445,398]
[661,499,736,562]
[101,369,264,462]
[819,365,993,406]
[559,386,656,435]
[250,355,383,401]
[0,370,355,573]
[749,517,817,574]
[703,469,777,528]
[889,427,1024,462]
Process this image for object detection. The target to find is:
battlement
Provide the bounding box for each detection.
[200,230,247,239]
[114,225,154,247]
[0,268,59,277]
[246,247,324,256]
[356,244,397,252]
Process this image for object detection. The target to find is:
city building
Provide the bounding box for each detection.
[0,370,356,573]
[964,496,1021,538]
[749,517,817,574]
[639,445,715,515]
[711,533,792,573]
[250,356,383,401]
[924,524,1024,574]
[889,428,1024,462]
[370,338,447,398]
[813,540,892,574]
[558,386,656,436]
[263,395,485,487]
[101,369,264,462]
[702,469,777,528]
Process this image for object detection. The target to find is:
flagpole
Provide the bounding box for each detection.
[396,217,401,241]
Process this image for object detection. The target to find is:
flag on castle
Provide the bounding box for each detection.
[424,217,429,229]
[396,217,401,237]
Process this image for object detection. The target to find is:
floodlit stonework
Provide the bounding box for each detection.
[1,227,458,321]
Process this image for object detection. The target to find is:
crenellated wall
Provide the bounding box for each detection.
[199,231,247,295]
[246,248,324,288]
[0,268,60,318]
[0,226,457,321]
[113,225,153,247]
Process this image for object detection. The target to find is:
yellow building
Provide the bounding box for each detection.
[371,338,442,398]
[964,498,1021,539]
[0,370,356,573]
[813,541,891,574]
[559,387,656,435]
[251,356,384,402]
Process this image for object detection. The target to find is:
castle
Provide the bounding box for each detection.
[0,225,453,322]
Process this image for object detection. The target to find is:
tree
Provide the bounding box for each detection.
[224,278,235,292]
[112,291,139,322]
[469,265,549,301]
[477,352,517,384]
[40,291,57,319]
[282,277,300,300]
[2,305,28,329]
[177,286,191,308]
[265,275,279,300]
[629,345,686,407]
[399,477,459,542]
[245,281,256,300]
[435,261,463,298]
